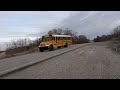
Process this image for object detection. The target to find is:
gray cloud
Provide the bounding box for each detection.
[58,11,120,39]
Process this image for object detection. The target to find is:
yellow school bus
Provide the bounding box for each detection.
[39,34,72,52]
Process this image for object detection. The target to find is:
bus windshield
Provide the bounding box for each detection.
[42,37,52,42]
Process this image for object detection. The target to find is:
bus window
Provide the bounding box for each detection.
[42,37,52,42]
[52,37,55,40]
[58,37,60,40]
[60,37,62,40]
[56,37,59,40]
[59,37,61,40]
[65,37,67,40]
[64,37,66,40]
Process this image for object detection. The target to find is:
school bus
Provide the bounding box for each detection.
[39,34,72,52]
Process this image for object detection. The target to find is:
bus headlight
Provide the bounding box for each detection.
[46,45,50,47]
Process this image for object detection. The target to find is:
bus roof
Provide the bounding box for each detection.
[52,35,71,37]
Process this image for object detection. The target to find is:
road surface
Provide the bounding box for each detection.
[0,43,89,77]
[1,41,120,79]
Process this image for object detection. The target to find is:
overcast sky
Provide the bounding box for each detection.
[1,11,120,51]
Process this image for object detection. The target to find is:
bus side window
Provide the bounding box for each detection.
[59,37,61,40]
[57,37,59,40]
[66,37,67,40]
[60,37,62,40]
[67,37,68,40]
[65,37,66,40]
[58,37,60,40]
[53,37,55,40]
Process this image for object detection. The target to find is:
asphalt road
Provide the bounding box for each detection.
[1,41,120,79]
[0,43,89,77]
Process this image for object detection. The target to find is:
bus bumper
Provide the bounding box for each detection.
[39,46,49,50]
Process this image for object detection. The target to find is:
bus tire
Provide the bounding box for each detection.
[64,43,68,48]
[58,46,61,49]
[49,45,53,51]
[39,48,44,52]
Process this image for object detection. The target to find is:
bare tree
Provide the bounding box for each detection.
[112,26,120,36]
[48,28,64,35]
[48,28,77,36]
[64,28,77,37]
[6,38,32,55]
[47,28,89,44]
[110,25,120,41]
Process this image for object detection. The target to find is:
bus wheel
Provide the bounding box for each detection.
[64,43,68,48]
[58,46,61,49]
[39,48,44,52]
[49,45,53,51]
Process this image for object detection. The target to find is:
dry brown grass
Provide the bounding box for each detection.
[0,47,39,60]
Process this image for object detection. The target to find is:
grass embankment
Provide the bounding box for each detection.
[110,40,120,53]
[0,47,39,60]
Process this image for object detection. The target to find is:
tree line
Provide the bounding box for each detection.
[5,28,90,55]
[48,28,90,44]
[93,25,120,42]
